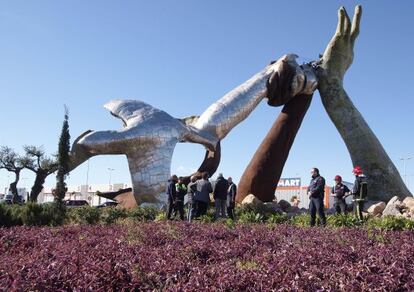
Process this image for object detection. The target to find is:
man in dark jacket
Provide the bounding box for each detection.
[331,175,350,215]
[352,166,368,221]
[194,172,213,217]
[213,173,228,219]
[166,175,178,220]
[226,177,237,220]
[307,168,327,226]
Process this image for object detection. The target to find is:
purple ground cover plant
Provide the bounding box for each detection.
[1,222,414,291]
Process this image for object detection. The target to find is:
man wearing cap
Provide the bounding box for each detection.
[331,175,350,215]
[307,167,327,226]
[352,166,368,220]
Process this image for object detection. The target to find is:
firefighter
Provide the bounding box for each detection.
[352,166,368,221]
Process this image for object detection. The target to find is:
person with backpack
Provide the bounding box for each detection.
[307,167,327,226]
[331,175,350,215]
[352,166,368,221]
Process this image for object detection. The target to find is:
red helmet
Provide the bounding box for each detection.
[353,166,363,175]
[334,175,342,182]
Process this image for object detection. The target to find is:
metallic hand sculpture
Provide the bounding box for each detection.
[237,58,318,202]
[318,5,412,201]
[70,54,311,207]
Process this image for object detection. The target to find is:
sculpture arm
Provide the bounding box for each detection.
[318,6,411,200]
[194,54,317,140]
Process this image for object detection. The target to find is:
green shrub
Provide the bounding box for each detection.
[199,214,214,223]
[127,206,160,222]
[154,212,167,221]
[327,215,363,228]
[101,207,127,225]
[366,216,414,231]
[41,203,66,226]
[267,213,289,224]
[0,203,22,227]
[235,204,267,218]
[290,214,311,227]
[238,211,265,224]
[67,206,101,225]
[20,202,44,226]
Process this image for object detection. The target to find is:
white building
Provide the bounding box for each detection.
[38,183,130,206]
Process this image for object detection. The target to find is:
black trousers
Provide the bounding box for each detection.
[227,206,235,220]
[334,199,347,215]
[194,200,208,217]
[167,198,184,220]
[309,197,326,226]
[174,201,185,220]
[354,200,364,221]
[167,197,174,220]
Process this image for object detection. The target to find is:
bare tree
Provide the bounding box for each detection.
[0,146,31,203]
[23,146,58,202]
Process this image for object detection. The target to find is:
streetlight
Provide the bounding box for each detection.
[399,156,412,186]
[108,168,115,190]
[85,159,90,187]
[20,177,29,202]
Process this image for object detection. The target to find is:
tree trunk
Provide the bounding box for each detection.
[30,170,47,202]
[10,170,20,204]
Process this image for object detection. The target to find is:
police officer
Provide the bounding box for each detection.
[352,166,368,221]
[331,175,350,215]
[307,167,327,226]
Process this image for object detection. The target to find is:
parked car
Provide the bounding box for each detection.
[96,201,118,208]
[0,194,24,205]
[65,200,89,208]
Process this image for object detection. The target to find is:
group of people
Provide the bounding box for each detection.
[166,172,237,221]
[166,165,368,225]
[307,166,368,226]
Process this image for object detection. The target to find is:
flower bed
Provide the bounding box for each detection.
[1,222,414,290]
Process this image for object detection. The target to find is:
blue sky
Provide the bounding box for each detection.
[1,0,413,193]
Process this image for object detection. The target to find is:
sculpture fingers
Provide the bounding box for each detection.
[350,5,362,46]
[336,7,347,36]
[343,7,352,37]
